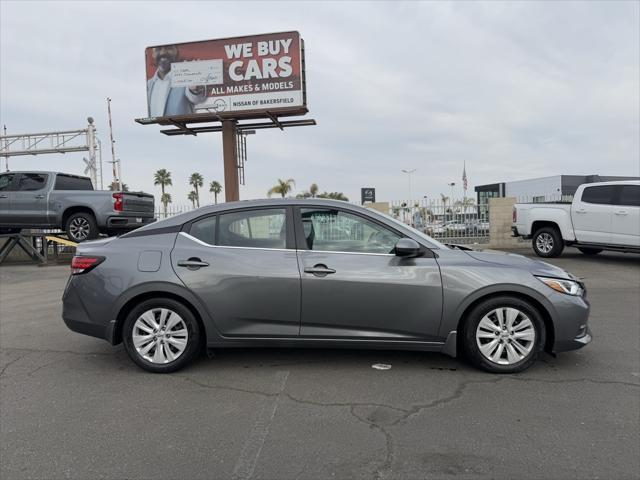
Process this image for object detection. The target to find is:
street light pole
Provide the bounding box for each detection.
[447,182,456,222]
[401,168,417,203]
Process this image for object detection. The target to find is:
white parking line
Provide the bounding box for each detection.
[231,370,290,480]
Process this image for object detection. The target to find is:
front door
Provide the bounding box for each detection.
[0,173,18,224]
[611,184,640,247]
[571,185,615,244]
[296,207,443,341]
[171,207,301,337]
[12,173,50,226]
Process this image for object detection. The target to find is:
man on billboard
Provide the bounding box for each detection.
[147,45,206,117]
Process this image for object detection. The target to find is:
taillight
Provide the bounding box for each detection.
[512,208,517,223]
[71,256,104,275]
[112,192,123,211]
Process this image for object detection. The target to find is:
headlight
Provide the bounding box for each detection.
[536,276,583,296]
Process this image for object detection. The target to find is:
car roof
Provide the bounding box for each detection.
[583,180,640,187]
[136,198,399,231]
[1,171,88,178]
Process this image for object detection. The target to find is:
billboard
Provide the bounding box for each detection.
[144,31,306,121]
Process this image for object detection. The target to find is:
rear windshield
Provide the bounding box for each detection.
[54,175,93,191]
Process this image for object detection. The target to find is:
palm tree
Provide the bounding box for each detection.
[440,193,450,221]
[268,178,295,198]
[209,180,222,204]
[187,191,198,209]
[189,173,204,207]
[154,169,172,217]
[454,197,475,214]
[160,193,172,217]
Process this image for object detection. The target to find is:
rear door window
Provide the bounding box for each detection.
[189,216,216,245]
[581,186,617,205]
[617,185,640,207]
[17,173,48,191]
[218,208,287,249]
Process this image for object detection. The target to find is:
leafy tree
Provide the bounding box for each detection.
[317,191,349,201]
[154,169,172,217]
[268,178,295,198]
[108,181,129,192]
[160,193,172,217]
[189,173,204,207]
[187,191,198,209]
[209,180,222,204]
[309,183,319,197]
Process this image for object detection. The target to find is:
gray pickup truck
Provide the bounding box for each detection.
[0,171,155,242]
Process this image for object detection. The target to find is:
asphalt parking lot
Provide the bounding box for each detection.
[1,248,639,480]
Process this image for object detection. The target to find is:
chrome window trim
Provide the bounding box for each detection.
[179,232,395,256]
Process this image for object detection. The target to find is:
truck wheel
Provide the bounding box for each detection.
[578,247,603,255]
[532,227,564,258]
[65,212,98,243]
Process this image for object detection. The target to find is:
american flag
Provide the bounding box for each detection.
[462,161,468,192]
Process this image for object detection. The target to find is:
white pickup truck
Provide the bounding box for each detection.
[512,180,640,257]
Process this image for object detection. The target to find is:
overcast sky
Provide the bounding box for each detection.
[1,0,638,206]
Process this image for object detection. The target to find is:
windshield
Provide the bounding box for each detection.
[366,209,448,249]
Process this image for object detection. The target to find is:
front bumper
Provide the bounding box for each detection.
[549,290,592,353]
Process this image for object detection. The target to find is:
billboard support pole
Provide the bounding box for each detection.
[222,120,239,202]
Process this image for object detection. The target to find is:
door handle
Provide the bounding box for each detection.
[35,194,45,199]
[615,210,628,216]
[575,209,587,214]
[177,258,209,269]
[304,264,336,276]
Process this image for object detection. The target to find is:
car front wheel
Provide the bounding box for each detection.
[122,298,203,373]
[463,296,545,373]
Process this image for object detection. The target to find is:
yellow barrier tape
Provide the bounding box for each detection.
[45,236,78,248]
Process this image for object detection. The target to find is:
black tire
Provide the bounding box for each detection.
[532,227,564,258]
[578,247,603,255]
[65,212,98,243]
[122,298,203,373]
[462,296,546,374]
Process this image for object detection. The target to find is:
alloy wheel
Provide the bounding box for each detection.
[69,217,91,241]
[535,233,554,254]
[132,308,189,364]
[475,307,536,365]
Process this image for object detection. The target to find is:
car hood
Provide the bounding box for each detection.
[463,249,574,279]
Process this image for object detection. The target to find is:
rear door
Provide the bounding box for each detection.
[571,185,616,244]
[0,173,18,224]
[610,185,640,246]
[12,173,51,226]
[295,207,443,341]
[171,207,301,337]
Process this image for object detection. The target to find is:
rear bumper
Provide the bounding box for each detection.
[62,279,113,342]
[106,215,155,230]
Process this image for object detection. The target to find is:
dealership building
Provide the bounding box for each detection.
[475,174,639,214]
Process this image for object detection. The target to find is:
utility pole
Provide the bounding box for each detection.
[106,98,122,190]
[2,125,7,172]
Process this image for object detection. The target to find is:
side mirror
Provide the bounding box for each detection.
[394,238,421,257]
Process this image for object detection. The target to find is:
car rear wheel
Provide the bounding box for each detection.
[532,227,564,258]
[463,296,545,373]
[578,247,603,255]
[65,212,98,243]
[123,298,203,373]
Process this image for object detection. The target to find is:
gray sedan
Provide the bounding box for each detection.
[62,199,591,373]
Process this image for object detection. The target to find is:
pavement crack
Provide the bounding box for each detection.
[282,393,408,413]
[0,352,32,377]
[177,375,277,397]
